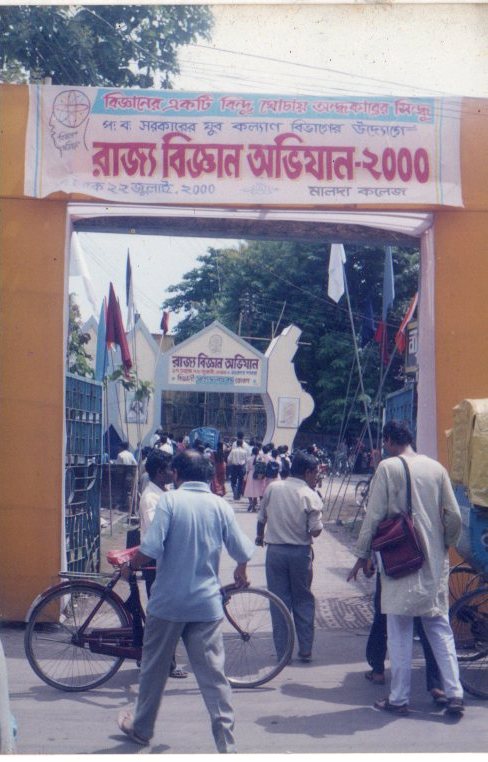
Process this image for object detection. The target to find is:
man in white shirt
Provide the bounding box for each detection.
[256,450,323,662]
[116,442,137,466]
[226,439,248,500]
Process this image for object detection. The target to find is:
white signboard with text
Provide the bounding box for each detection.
[25,86,462,207]
[161,321,267,394]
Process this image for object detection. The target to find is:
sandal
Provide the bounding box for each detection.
[374,698,409,716]
[445,697,465,716]
[170,668,189,679]
[365,670,385,685]
[117,709,150,746]
[431,688,448,706]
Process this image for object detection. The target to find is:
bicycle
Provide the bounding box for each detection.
[449,585,488,698]
[24,548,294,692]
[448,561,483,605]
[354,477,371,510]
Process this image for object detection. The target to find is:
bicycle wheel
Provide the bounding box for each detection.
[354,480,370,508]
[25,582,131,691]
[449,586,488,698]
[448,563,480,605]
[222,587,294,688]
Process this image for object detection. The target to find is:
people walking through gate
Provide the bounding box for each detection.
[138,449,188,679]
[117,449,254,751]
[243,445,267,512]
[347,420,464,717]
[226,439,248,501]
[255,450,323,662]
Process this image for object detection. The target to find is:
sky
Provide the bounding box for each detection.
[70,3,488,332]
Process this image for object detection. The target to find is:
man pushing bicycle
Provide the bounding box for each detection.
[117,449,254,753]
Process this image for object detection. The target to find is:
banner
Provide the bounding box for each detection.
[25,86,463,207]
[161,321,267,394]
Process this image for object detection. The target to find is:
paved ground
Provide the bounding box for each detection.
[2,477,487,754]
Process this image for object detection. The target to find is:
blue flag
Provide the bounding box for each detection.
[382,246,395,320]
[95,299,107,381]
[360,298,376,347]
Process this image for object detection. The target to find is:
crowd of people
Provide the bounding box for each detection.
[134,429,294,511]
[115,420,465,752]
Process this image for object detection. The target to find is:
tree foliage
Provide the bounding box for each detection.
[67,295,94,378]
[163,240,419,440]
[0,5,213,87]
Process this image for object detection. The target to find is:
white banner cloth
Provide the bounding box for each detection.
[25,86,463,207]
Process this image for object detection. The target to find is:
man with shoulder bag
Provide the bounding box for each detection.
[347,420,464,717]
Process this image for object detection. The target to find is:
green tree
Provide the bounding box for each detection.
[163,241,419,440]
[67,294,94,377]
[0,5,212,87]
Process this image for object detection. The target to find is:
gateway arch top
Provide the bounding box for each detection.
[24,85,462,207]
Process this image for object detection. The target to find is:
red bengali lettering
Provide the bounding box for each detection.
[92,142,157,177]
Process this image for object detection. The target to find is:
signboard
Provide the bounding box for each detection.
[277,397,300,428]
[25,86,462,207]
[162,321,267,394]
[405,320,419,374]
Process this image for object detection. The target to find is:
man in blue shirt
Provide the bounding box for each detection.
[117,449,254,752]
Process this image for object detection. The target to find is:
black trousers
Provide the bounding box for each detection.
[228,464,245,499]
[366,573,442,691]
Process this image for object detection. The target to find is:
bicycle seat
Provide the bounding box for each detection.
[106,547,140,567]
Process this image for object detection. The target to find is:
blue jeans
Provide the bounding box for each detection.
[265,543,315,658]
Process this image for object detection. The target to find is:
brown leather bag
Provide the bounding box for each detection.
[371,456,424,579]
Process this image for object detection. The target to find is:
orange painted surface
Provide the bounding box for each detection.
[0,85,487,619]
[0,198,66,619]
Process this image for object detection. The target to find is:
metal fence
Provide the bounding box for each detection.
[65,373,103,572]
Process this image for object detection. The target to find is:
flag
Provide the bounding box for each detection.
[328,243,346,302]
[125,250,134,330]
[160,310,170,335]
[382,246,395,320]
[395,292,419,354]
[360,298,376,347]
[374,320,390,366]
[106,282,132,371]
[95,298,107,381]
[69,232,98,314]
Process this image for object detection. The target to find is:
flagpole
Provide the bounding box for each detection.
[343,267,374,453]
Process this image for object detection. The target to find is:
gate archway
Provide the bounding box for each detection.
[1,85,487,619]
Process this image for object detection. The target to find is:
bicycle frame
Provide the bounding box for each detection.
[27,570,145,661]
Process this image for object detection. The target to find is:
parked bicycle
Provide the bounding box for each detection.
[448,514,488,698]
[354,476,372,511]
[24,548,294,692]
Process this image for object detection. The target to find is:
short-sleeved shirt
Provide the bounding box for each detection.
[138,481,165,539]
[116,450,137,466]
[141,481,254,622]
[257,476,323,545]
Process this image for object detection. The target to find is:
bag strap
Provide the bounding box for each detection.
[398,456,412,516]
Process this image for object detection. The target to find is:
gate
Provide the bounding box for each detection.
[65,373,103,572]
[384,383,417,443]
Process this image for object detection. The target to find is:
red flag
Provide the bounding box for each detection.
[106,282,132,371]
[160,310,169,335]
[395,292,418,354]
[374,320,389,365]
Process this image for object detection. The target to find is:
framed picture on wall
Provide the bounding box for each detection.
[277,397,300,428]
[126,392,149,424]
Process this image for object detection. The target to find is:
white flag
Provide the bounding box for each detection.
[328,243,346,302]
[69,232,98,314]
